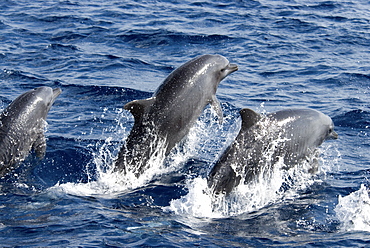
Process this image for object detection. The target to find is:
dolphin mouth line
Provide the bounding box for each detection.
[227,63,238,73]
[48,88,62,108]
[52,88,62,99]
[330,130,339,140]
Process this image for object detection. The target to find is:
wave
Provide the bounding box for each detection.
[56,83,151,101]
[50,31,87,43]
[116,29,234,47]
[333,109,370,129]
[274,17,321,34]
[45,43,80,52]
[335,184,370,232]
[0,69,49,83]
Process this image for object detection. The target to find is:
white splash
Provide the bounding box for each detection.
[165,158,317,218]
[335,184,370,232]
[49,136,181,197]
[48,106,229,197]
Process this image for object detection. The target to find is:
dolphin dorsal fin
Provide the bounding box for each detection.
[124,97,155,123]
[239,108,260,130]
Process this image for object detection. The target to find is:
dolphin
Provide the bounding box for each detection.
[115,54,238,176]
[207,108,338,195]
[0,86,62,177]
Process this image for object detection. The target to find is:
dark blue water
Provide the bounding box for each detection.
[1,0,370,247]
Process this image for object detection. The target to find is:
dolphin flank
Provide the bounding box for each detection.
[207,108,338,195]
[115,54,238,177]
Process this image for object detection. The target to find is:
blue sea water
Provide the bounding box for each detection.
[1,0,370,247]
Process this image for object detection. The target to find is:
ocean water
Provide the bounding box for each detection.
[0,0,370,247]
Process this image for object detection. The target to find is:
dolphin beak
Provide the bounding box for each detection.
[332,131,338,139]
[227,63,238,74]
[222,63,238,79]
[49,88,62,108]
[52,88,62,99]
[328,130,339,140]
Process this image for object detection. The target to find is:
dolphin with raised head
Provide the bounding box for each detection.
[207,108,338,195]
[115,54,238,176]
[0,86,62,177]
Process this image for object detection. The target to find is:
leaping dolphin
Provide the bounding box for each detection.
[115,54,238,176]
[207,108,338,195]
[0,86,62,177]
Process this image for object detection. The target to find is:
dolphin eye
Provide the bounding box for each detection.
[328,128,336,137]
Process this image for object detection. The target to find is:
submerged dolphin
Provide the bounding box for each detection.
[0,86,62,177]
[207,108,338,195]
[115,54,238,176]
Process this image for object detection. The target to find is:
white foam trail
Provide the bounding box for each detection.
[48,106,230,197]
[49,136,173,196]
[335,184,370,232]
[166,158,317,218]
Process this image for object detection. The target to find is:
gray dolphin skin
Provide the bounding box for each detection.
[0,86,62,177]
[207,108,338,195]
[115,54,238,176]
